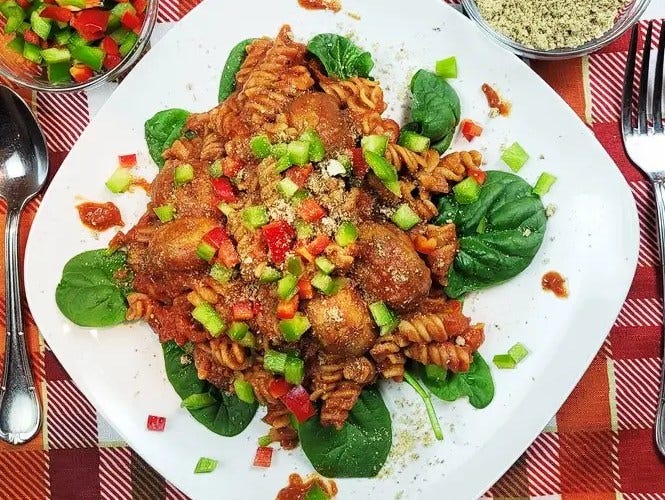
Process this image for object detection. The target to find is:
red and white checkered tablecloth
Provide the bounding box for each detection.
[1,1,665,498]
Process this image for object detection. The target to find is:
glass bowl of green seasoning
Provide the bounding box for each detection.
[461,0,651,59]
[0,0,158,92]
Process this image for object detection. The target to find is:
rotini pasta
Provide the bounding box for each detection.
[108,25,488,454]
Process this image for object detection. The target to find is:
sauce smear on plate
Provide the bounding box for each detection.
[482,83,511,116]
[276,473,337,500]
[542,271,568,298]
[297,0,341,12]
[77,202,123,231]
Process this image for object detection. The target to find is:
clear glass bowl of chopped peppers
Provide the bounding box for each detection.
[0,0,158,91]
[461,0,651,60]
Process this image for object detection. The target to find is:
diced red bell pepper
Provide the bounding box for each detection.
[120,10,141,30]
[15,0,30,9]
[351,147,369,177]
[70,64,93,83]
[413,234,437,255]
[294,244,314,263]
[253,446,273,468]
[298,198,326,223]
[202,227,229,249]
[39,5,71,22]
[286,163,313,188]
[71,9,110,42]
[460,119,483,142]
[305,234,330,256]
[297,276,313,299]
[104,54,122,70]
[133,0,148,14]
[146,415,166,431]
[132,13,144,34]
[212,177,237,203]
[101,36,120,56]
[118,153,137,168]
[467,167,487,185]
[276,295,299,320]
[281,385,316,423]
[268,378,291,399]
[222,157,244,178]
[261,220,295,264]
[232,301,254,321]
[23,30,39,46]
[216,239,240,268]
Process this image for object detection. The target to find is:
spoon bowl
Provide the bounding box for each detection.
[0,84,48,444]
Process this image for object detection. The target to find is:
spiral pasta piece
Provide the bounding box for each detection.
[200,131,223,162]
[385,143,440,175]
[369,334,409,382]
[243,365,279,405]
[310,356,345,401]
[125,292,154,321]
[209,337,251,371]
[342,357,376,385]
[422,223,458,286]
[398,312,450,343]
[235,38,273,89]
[318,76,386,114]
[320,381,362,430]
[404,342,472,372]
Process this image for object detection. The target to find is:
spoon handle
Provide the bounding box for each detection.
[0,208,41,444]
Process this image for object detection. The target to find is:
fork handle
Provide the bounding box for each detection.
[653,179,665,455]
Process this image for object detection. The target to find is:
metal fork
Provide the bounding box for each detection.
[621,21,665,455]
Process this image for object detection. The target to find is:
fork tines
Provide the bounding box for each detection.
[622,21,665,136]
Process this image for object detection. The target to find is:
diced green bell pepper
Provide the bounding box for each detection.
[47,61,71,84]
[70,44,105,72]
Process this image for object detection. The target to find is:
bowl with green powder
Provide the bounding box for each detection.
[461,0,651,59]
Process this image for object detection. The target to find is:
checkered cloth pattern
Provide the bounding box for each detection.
[0,1,664,498]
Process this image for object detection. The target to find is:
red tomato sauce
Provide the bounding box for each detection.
[76,201,124,231]
[275,473,337,500]
[542,271,568,298]
[297,0,341,12]
[482,83,511,116]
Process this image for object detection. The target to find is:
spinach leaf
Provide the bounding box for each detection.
[307,34,374,80]
[144,108,190,168]
[435,170,547,298]
[418,352,495,409]
[298,386,391,478]
[55,249,132,327]
[409,70,460,152]
[161,341,258,436]
[218,38,255,102]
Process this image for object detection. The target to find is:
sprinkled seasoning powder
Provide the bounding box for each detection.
[475,0,627,50]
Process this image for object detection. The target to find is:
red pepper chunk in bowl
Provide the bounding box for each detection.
[0,0,158,92]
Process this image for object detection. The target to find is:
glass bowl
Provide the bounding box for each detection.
[460,0,652,60]
[0,0,159,92]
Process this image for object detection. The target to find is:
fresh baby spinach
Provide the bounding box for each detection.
[435,170,547,298]
[162,341,258,436]
[307,33,374,80]
[218,38,256,102]
[409,69,460,153]
[144,108,190,168]
[55,249,132,327]
[298,386,391,477]
[418,352,495,409]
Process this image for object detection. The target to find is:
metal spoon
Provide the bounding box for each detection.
[0,85,48,444]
